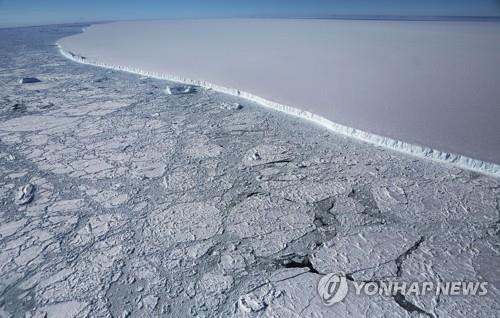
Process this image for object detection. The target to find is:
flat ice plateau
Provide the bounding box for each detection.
[58,19,500,174]
[1,24,500,317]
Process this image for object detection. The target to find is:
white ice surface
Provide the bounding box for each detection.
[57,19,500,176]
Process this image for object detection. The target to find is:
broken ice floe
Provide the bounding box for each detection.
[227,195,315,256]
[145,202,223,247]
[310,228,421,275]
[19,77,41,84]
[165,85,195,95]
[15,183,35,205]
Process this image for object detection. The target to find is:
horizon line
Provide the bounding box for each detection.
[2,14,500,29]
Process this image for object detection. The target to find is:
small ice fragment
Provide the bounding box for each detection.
[38,102,54,109]
[15,183,35,205]
[12,103,25,112]
[251,152,261,161]
[92,76,108,83]
[220,102,243,110]
[295,161,309,168]
[19,77,41,84]
[85,222,92,234]
[165,85,195,95]
[238,294,266,313]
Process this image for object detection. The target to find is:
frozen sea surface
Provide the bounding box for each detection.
[58,19,500,170]
[0,24,499,317]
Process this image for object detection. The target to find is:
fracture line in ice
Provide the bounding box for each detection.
[57,44,500,178]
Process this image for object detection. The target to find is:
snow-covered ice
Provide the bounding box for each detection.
[58,19,500,175]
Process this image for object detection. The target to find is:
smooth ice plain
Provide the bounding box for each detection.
[0,23,499,317]
[58,19,500,171]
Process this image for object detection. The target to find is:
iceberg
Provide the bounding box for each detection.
[57,19,500,177]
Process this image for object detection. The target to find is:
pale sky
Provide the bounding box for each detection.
[1,0,499,26]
